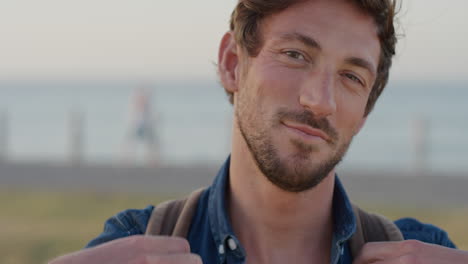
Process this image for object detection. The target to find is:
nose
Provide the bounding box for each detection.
[298,69,336,117]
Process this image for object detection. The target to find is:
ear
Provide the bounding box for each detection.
[218,31,240,94]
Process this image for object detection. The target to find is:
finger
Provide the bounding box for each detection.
[353,240,423,264]
[353,258,401,264]
[144,253,202,264]
[47,237,193,264]
[93,235,190,256]
[353,241,399,263]
[133,235,191,254]
[354,240,468,264]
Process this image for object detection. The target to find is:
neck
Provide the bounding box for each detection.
[228,125,335,264]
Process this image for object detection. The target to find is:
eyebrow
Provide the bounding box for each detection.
[278,32,322,51]
[345,57,377,78]
[278,32,377,77]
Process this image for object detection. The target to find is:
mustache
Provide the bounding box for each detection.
[276,109,338,143]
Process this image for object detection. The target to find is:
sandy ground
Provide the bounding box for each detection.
[1,161,467,206]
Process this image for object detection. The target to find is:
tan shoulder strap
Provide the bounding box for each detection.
[349,204,404,258]
[145,190,402,257]
[145,188,206,237]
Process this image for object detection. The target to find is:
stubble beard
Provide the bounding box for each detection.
[236,104,353,193]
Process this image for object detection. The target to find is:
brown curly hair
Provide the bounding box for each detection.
[226,0,399,116]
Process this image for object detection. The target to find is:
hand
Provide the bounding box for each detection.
[48,235,202,264]
[353,240,468,264]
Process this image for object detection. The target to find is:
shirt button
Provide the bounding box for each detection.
[227,238,237,251]
[218,244,225,254]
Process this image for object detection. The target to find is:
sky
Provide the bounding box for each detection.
[0,0,467,81]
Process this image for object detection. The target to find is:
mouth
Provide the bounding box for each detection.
[281,121,331,142]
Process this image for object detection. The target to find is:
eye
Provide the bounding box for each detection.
[344,72,364,86]
[284,50,306,61]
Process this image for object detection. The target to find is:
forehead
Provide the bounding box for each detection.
[259,0,380,66]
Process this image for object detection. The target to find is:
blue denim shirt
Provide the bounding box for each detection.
[87,157,456,263]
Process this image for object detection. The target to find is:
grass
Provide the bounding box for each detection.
[1,188,467,264]
[0,188,176,264]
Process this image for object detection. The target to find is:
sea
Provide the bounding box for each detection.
[0,79,466,173]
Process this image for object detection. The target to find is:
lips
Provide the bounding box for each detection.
[282,121,331,142]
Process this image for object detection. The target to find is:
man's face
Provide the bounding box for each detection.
[234,0,380,192]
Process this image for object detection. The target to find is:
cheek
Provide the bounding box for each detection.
[256,65,303,103]
[335,93,368,135]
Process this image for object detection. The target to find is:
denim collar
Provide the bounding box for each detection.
[208,156,356,264]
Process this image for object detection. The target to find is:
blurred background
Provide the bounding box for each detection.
[0,0,467,263]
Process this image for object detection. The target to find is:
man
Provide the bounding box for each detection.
[50,0,468,263]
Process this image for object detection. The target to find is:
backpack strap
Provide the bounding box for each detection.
[145,188,206,237]
[145,189,403,257]
[349,204,404,258]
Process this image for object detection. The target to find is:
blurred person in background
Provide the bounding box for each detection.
[49,0,468,263]
[121,86,159,165]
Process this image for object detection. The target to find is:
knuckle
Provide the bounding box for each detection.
[145,235,191,253]
[151,255,166,264]
[401,240,423,252]
[168,237,191,252]
[398,254,421,264]
[188,254,203,264]
[361,242,372,252]
[359,242,376,256]
[125,235,147,248]
[130,255,150,264]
